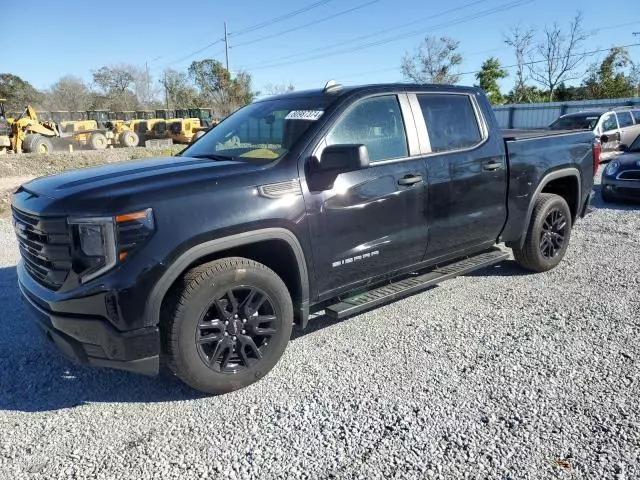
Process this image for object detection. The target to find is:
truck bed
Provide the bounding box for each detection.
[502,129,590,141]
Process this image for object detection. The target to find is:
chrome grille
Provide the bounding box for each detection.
[12,207,72,290]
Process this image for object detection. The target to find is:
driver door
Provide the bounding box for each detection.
[599,112,621,159]
[302,94,429,298]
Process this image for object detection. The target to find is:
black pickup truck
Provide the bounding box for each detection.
[12,83,599,394]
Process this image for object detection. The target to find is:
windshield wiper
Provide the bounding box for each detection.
[188,153,237,161]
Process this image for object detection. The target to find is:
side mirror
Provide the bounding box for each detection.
[619,144,629,152]
[317,144,370,172]
[600,134,609,143]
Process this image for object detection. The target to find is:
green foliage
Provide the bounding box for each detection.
[0,73,43,110]
[401,36,462,84]
[188,60,256,116]
[582,48,635,99]
[476,57,508,104]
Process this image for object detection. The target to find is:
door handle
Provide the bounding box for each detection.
[398,174,423,186]
[483,160,503,171]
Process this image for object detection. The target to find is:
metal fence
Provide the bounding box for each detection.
[493,97,640,129]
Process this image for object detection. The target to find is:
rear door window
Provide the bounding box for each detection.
[632,110,640,124]
[416,94,483,152]
[617,111,634,128]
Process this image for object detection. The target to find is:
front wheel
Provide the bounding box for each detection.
[513,193,572,273]
[164,257,293,394]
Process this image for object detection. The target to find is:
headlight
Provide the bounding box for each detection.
[605,161,620,177]
[69,208,154,283]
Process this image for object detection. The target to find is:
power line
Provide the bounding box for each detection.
[154,43,225,72]
[246,0,534,72]
[240,0,494,69]
[229,0,338,37]
[231,0,381,49]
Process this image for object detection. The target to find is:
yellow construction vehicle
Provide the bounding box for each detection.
[62,110,139,149]
[187,108,221,143]
[145,109,175,139]
[8,105,59,154]
[167,116,203,143]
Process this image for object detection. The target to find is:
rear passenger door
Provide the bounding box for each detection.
[616,111,639,147]
[410,92,507,259]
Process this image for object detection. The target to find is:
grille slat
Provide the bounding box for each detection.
[618,170,640,181]
[12,207,71,290]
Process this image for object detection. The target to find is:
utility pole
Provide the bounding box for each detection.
[164,71,169,109]
[224,22,230,72]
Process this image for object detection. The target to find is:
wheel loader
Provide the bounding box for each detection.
[8,105,60,154]
[145,109,175,139]
[62,110,139,149]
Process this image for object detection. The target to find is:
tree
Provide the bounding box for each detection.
[0,73,43,110]
[504,26,535,103]
[475,57,508,104]
[92,65,141,110]
[582,48,635,99]
[505,85,545,104]
[263,83,295,96]
[188,59,256,116]
[160,69,199,109]
[528,12,591,102]
[401,36,462,84]
[46,75,91,111]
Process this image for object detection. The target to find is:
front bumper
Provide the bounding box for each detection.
[601,177,640,201]
[19,267,160,376]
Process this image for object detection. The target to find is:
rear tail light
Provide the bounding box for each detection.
[593,140,601,176]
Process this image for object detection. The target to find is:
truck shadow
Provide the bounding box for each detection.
[591,184,640,211]
[0,266,206,412]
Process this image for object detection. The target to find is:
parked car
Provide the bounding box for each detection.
[601,133,640,202]
[13,82,598,394]
[549,108,640,161]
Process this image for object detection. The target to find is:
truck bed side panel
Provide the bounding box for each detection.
[500,131,595,244]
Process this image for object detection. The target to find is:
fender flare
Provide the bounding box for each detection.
[517,167,581,248]
[145,227,310,329]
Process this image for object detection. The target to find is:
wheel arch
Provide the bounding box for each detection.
[146,228,310,331]
[514,168,581,249]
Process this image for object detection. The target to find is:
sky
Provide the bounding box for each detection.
[3,0,639,96]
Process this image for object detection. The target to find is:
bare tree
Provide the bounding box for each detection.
[504,26,535,103]
[527,12,591,101]
[160,69,199,109]
[45,75,91,111]
[401,36,462,84]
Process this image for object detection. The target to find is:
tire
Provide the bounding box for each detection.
[164,257,293,394]
[30,135,53,155]
[88,132,108,150]
[512,193,572,273]
[22,133,37,153]
[118,130,139,148]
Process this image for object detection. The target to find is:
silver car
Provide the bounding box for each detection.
[549,108,640,161]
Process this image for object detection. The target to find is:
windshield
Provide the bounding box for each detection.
[549,114,600,131]
[629,134,640,152]
[182,96,334,162]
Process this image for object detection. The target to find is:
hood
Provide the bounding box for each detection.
[616,151,640,168]
[18,155,263,214]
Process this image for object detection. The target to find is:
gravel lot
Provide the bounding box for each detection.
[0,170,638,480]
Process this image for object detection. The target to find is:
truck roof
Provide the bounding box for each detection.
[256,83,481,102]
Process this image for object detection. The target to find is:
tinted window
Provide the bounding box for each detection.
[633,111,640,124]
[548,115,599,130]
[417,94,482,152]
[326,95,408,162]
[617,111,634,128]
[601,113,618,132]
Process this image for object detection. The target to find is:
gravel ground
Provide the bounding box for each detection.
[0,169,638,479]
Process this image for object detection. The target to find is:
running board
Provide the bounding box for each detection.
[325,248,509,320]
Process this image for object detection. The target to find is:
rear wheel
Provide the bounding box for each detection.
[118,130,139,148]
[22,133,37,153]
[88,132,108,150]
[30,135,53,154]
[191,130,205,143]
[513,193,572,273]
[164,257,293,394]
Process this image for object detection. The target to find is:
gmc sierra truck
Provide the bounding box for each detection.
[12,83,599,394]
